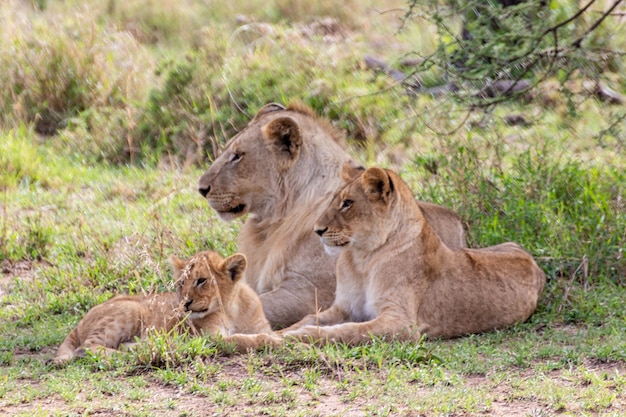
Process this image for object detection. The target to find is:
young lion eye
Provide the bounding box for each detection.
[196,278,207,287]
[340,199,353,210]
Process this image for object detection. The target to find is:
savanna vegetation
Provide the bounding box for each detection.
[1,0,625,415]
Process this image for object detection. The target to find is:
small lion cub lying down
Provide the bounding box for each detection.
[170,250,281,352]
[54,251,279,365]
[282,164,546,344]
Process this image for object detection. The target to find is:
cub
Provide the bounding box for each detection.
[170,250,281,352]
[53,292,183,365]
[282,164,546,344]
[54,251,278,365]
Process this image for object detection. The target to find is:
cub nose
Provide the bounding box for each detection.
[184,300,193,310]
[198,185,210,197]
[314,226,328,237]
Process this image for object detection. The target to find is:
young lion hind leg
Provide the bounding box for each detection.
[53,328,82,365]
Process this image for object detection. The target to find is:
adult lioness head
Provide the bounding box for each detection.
[171,251,247,320]
[198,102,348,222]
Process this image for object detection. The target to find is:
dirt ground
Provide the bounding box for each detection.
[2,352,625,417]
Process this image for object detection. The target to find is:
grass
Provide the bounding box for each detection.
[1,0,625,415]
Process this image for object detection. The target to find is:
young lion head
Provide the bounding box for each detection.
[170,251,247,320]
[315,162,399,252]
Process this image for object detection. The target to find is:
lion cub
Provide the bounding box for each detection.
[170,250,281,352]
[282,164,546,344]
[54,251,279,365]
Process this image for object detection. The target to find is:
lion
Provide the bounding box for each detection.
[281,163,546,344]
[54,250,278,364]
[170,250,281,352]
[198,102,466,328]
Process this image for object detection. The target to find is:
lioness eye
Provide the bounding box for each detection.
[340,199,353,210]
[196,278,207,287]
[230,152,243,163]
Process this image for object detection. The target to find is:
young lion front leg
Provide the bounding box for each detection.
[277,304,349,336]
[259,275,335,329]
[283,313,420,345]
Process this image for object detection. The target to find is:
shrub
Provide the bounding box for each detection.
[0,3,151,136]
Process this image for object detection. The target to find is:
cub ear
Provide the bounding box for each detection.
[169,255,187,275]
[340,160,365,183]
[253,102,286,121]
[222,253,248,282]
[362,167,393,204]
[262,116,302,168]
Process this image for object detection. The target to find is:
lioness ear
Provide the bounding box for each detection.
[262,116,302,168]
[340,160,365,183]
[362,167,393,204]
[169,255,186,275]
[222,253,247,282]
[253,103,285,121]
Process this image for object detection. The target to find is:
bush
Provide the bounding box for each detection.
[0,3,151,136]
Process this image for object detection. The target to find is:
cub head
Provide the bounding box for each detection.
[197,103,304,221]
[170,251,248,319]
[314,163,395,252]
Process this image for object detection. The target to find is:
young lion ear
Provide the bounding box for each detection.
[362,167,393,204]
[340,160,365,183]
[222,253,248,282]
[169,255,186,275]
[253,103,286,121]
[262,116,302,168]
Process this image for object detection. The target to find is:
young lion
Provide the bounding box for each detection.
[170,250,281,352]
[198,102,466,328]
[54,251,278,364]
[282,164,546,344]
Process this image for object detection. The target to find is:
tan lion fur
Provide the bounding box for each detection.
[54,251,278,365]
[198,102,466,329]
[282,164,546,344]
[53,292,184,365]
[171,251,280,353]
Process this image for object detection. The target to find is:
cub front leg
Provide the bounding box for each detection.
[225,333,283,353]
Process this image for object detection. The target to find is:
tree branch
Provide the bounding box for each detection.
[571,0,624,48]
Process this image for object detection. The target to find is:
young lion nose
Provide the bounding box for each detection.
[314,226,328,237]
[184,300,193,310]
[198,185,210,197]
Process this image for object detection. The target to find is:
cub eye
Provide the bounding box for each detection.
[340,199,353,210]
[230,152,243,163]
[196,278,207,287]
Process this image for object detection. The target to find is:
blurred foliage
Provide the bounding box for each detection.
[402,0,625,107]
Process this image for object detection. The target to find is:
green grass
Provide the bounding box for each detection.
[1,0,625,415]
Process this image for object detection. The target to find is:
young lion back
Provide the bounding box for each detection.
[54,293,183,365]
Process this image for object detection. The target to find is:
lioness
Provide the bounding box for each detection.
[54,251,277,364]
[198,102,466,328]
[282,164,546,344]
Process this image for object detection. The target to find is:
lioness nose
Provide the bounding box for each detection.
[314,226,328,237]
[184,300,193,310]
[198,185,210,197]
